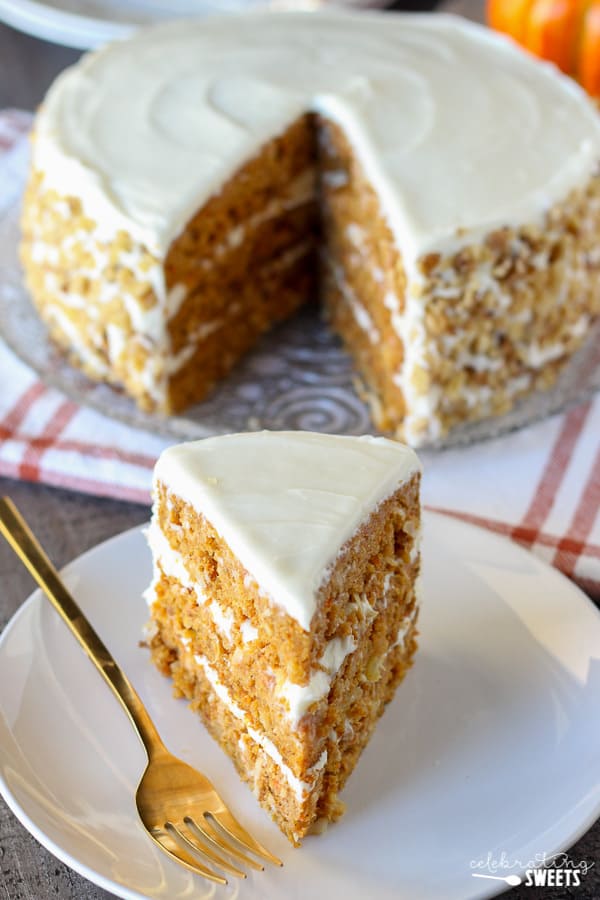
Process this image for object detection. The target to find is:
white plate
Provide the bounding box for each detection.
[0,512,599,900]
[0,0,390,51]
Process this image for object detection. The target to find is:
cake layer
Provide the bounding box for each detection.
[319,117,409,434]
[150,591,418,845]
[146,475,420,773]
[145,431,422,842]
[166,238,316,413]
[163,113,318,293]
[22,118,319,412]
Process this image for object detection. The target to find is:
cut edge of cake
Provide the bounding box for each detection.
[144,431,422,844]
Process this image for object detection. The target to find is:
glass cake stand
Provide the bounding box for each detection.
[1,194,599,451]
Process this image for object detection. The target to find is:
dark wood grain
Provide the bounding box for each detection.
[0,6,598,899]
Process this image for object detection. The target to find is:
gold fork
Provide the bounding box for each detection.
[0,497,283,885]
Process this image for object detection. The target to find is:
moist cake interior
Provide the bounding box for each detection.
[165,112,411,428]
[21,13,600,446]
[145,432,422,844]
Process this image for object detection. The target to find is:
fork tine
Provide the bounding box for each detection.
[169,821,247,879]
[185,815,263,872]
[206,810,283,867]
[148,825,227,885]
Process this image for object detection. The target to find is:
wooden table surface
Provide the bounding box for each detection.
[0,11,599,900]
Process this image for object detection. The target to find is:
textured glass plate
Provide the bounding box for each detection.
[1,194,599,449]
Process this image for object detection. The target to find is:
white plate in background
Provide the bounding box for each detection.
[0,0,391,50]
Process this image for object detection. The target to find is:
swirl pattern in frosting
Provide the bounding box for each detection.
[34,10,600,266]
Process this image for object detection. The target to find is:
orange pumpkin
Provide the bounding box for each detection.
[487,0,600,96]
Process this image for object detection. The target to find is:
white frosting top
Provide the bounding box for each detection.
[154,431,420,630]
[34,11,600,267]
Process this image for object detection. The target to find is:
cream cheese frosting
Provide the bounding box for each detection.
[153,431,421,631]
[279,634,357,724]
[33,10,600,273]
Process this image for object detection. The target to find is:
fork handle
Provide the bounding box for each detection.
[0,497,165,759]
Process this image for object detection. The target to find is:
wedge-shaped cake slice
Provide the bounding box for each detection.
[145,431,421,844]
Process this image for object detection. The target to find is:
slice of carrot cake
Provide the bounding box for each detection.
[145,431,421,844]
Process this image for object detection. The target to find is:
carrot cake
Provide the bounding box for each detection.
[20,11,600,446]
[145,430,422,843]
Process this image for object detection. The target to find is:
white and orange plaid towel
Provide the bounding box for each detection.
[1,109,598,596]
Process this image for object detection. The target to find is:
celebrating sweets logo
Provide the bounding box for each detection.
[469,851,594,888]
